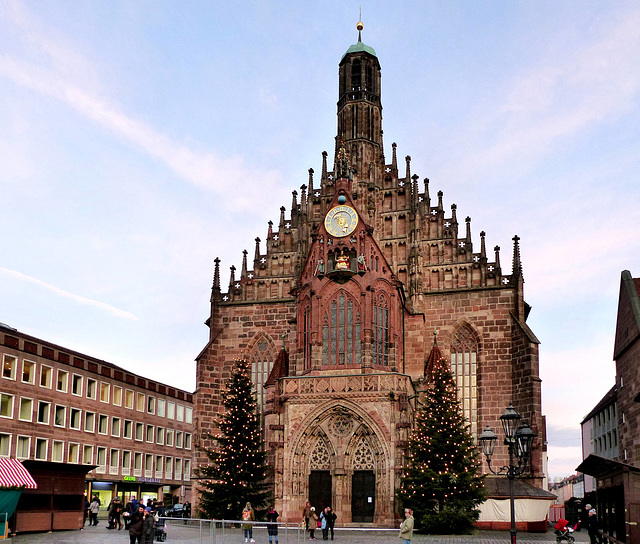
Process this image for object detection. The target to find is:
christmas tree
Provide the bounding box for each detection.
[197,358,270,519]
[397,355,485,534]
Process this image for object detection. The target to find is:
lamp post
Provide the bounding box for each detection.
[478,403,536,544]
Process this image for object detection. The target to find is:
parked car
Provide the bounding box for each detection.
[164,504,185,517]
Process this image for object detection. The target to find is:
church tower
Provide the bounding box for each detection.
[194,21,547,528]
[336,20,384,184]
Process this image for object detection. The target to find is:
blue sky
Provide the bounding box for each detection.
[1,1,639,480]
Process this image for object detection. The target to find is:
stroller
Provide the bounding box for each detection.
[554,518,576,543]
[154,518,167,541]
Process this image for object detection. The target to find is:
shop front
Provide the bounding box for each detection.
[86,476,190,515]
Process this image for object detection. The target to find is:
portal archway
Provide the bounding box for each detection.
[289,401,390,523]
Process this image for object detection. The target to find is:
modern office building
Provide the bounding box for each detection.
[0,322,195,530]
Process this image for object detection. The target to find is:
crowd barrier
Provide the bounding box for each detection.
[158,518,306,544]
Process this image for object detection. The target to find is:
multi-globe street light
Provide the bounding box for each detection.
[478,403,536,544]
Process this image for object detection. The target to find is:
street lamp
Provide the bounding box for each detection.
[478,403,536,544]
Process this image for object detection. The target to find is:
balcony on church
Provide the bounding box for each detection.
[326,249,358,283]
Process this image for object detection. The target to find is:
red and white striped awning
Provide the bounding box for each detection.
[0,459,38,489]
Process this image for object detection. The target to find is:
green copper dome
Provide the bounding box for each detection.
[342,40,377,60]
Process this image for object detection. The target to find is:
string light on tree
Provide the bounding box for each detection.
[397,344,485,534]
[196,358,270,519]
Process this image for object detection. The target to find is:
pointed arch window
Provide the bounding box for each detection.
[365,64,373,92]
[451,325,478,438]
[351,59,361,90]
[303,305,312,370]
[373,294,389,366]
[322,292,361,366]
[250,342,274,418]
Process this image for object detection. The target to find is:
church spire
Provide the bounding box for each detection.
[212,257,220,292]
[241,249,248,278]
[336,18,383,185]
[511,235,523,281]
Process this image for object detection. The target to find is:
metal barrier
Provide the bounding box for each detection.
[159,518,304,544]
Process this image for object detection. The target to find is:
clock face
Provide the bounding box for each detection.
[324,205,359,237]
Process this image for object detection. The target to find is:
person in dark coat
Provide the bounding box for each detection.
[587,508,600,544]
[183,501,191,524]
[83,497,90,527]
[128,505,146,544]
[326,507,337,540]
[266,506,279,543]
[108,497,123,530]
[142,507,155,544]
[124,497,135,529]
[320,507,329,540]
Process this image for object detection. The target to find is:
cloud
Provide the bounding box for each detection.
[0,14,284,213]
[547,445,584,478]
[441,9,640,183]
[0,268,138,320]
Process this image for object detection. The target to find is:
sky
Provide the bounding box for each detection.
[1,0,639,481]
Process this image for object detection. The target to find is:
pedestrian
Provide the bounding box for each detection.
[302,501,311,532]
[124,497,136,529]
[183,500,191,525]
[142,507,155,544]
[88,495,100,526]
[308,507,318,541]
[399,508,414,544]
[320,507,329,540]
[83,496,90,527]
[266,505,279,543]
[108,497,123,530]
[242,502,256,543]
[128,505,146,544]
[326,507,337,540]
[587,508,600,544]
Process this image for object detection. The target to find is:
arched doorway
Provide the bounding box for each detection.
[289,403,389,524]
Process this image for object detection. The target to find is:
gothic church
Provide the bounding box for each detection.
[195,24,547,526]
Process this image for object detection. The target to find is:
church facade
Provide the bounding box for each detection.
[194,27,547,526]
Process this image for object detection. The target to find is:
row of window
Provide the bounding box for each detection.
[0,394,191,449]
[594,429,618,456]
[2,354,192,422]
[594,403,617,429]
[0,434,191,480]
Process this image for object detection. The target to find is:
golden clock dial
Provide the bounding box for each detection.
[324,205,359,237]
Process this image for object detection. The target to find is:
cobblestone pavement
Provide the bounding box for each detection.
[7,521,590,544]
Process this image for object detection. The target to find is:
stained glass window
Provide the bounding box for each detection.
[322,292,361,366]
[373,295,389,365]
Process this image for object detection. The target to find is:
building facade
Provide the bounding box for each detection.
[195,27,547,526]
[578,270,640,543]
[580,385,618,494]
[0,323,195,515]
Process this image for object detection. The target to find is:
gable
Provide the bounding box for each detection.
[613,270,640,360]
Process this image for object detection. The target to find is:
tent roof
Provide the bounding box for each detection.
[0,459,38,489]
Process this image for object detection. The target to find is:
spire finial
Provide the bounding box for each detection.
[357,8,363,42]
